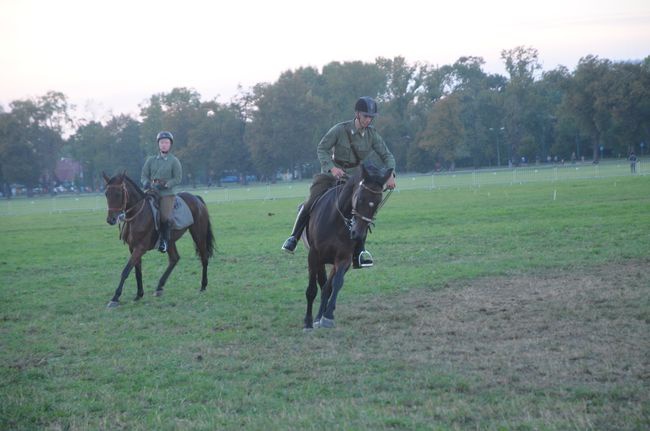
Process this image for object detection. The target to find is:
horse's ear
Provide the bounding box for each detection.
[121,170,127,179]
[102,171,110,183]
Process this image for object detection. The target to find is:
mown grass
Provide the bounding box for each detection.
[0,176,648,430]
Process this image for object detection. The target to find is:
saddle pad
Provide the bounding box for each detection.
[172,196,194,230]
[147,195,194,231]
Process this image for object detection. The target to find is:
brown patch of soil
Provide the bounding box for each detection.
[355,261,649,393]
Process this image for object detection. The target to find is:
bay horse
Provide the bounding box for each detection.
[303,162,393,330]
[102,172,215,308]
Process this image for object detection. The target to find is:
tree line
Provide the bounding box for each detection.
[1,46,649,195]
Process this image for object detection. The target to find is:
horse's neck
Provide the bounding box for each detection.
[334,183,355,216]
[125,183,145,207]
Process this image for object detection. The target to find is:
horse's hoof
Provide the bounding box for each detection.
[319,317,335,328]
[106,301,119,309]
[313,319,321,329]
[134,296,143,301]
[153,290,164,297]
[303,327,313,333]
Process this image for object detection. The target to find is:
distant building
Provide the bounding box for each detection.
[54,157,82,183]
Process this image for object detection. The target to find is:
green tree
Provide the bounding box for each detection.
[418,95,467,170]
[67,121,111,191]
[0,92,71,194]
[375,56,424,172]
[563,55,613,161]
[187,101,250,184]
[607,60,650,156]
[246,68,325,180]
[501,46,542,165]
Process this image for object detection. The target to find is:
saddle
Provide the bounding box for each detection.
[146,194,194,232]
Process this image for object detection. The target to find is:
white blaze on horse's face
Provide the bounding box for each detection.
[350,179,383,240]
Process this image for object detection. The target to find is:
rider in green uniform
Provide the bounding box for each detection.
[141,131,183,253]
[281,97,397,267]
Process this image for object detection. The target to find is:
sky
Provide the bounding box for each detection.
[1,0,649,120]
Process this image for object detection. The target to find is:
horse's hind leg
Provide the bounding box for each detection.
[189,223,210,292]
[154,242,180,297]
[304,272,318,331]
[321,260,350,327]
[315,267,334,326]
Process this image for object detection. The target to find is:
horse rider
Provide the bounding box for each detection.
[141,131,183,253]
[281,96,397,268]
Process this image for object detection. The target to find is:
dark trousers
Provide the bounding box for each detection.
[160,195,175,224]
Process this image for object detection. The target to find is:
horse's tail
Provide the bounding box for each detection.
[196,195,216,259]
[204,217,216,259]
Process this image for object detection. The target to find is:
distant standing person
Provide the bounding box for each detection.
[141,131,183,253]
[281,96,397,268]
[629,151,638,174]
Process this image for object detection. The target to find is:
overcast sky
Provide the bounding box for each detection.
[1,0,649,119]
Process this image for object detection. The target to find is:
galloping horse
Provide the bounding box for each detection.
[102,172,215,308]
[303,162,393,330]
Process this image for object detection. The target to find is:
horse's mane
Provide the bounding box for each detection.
[122,174,144,194]
[108,173,144,195]
[342,162,386,194]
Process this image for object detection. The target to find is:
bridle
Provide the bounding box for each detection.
[351,180,384,223]
[335,178,391,233]
[105,181,147,222]
[106,182,129,212]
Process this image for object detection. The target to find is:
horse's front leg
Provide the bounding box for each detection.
[134,262,144,301]
[107,248,145,308]
[304,273,318,331]
[154,242,180,297]
[320,259,351,327]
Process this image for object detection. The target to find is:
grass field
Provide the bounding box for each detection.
[1,175,649,430]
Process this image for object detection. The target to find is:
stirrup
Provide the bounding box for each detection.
[357,250,373,268]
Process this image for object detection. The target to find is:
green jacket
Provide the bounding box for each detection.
[141,153,182,196]
[317,120,396,175]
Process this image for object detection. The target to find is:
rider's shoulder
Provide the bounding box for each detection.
[335,120,353,130]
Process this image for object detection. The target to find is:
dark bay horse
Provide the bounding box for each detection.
[102,172,215,308]
[303,163,393,330]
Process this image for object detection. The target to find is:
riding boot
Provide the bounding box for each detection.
[282,204,309,253]
[158,222,169,253]
[352,240,374,269]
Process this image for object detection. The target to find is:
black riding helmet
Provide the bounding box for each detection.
[355,97,378,117]
[156,131,174,145]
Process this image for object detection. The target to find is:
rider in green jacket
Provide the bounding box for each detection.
[141,131,182,253]
[282,97,397,268]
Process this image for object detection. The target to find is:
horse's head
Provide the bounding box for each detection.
[349,163,394,241]
[103,171,128,225]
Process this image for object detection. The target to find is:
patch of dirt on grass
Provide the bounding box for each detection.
[354,260,649,394]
